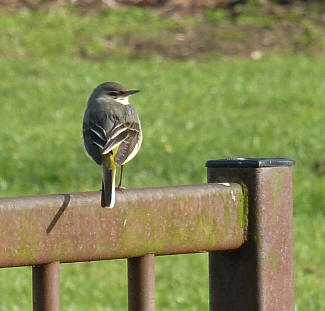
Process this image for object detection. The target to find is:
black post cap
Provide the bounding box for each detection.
[206,158,295,168]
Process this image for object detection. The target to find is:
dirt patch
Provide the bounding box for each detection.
[0,0,323,13]
[1,1,324,58]
[107,11,325,59]
[120,24,311,58]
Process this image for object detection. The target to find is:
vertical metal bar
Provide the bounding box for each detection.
[32,261,60,311]
[207,158,295,311]
[128,254,155,311]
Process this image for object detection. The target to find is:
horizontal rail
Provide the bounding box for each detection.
[0,184,246,268]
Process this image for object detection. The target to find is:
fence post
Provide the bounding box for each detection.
[207,158,295,311]
[128,254,155,311]
[32,262,60,311]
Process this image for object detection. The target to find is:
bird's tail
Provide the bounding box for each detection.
[101,159,116,208]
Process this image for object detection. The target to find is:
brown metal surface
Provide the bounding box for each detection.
[32,262,60,311]
[0,184,245,268]
[207,166,294,311]
[128,254,155,311]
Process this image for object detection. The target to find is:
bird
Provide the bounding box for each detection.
[83,82,142,208]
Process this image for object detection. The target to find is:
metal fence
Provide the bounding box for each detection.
[0,158,295,311]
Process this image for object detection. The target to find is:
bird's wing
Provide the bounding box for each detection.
[83,110,114,164]
[114,122,141,165]
[102,122,140,156]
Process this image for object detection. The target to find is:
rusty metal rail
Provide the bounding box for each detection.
[0,158,295,311]
[0,184,244,267]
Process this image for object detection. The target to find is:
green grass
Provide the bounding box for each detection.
[0,6,183,59]
[0,6,325,311]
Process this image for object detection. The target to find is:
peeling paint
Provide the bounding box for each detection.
[231,190,236,202]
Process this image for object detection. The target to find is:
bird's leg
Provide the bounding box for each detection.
[116,165,126,191]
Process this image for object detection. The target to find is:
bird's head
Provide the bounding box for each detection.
[92,82,140,105]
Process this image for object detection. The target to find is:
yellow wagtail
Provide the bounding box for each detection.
[83,82,142,208]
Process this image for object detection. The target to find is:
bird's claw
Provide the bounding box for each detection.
[116,186,126,191]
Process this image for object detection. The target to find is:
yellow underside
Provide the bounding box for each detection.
[103,146,119,169]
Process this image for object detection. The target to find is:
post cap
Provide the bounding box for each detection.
[206,158,295,168]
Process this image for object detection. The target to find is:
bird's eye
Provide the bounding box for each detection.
[107,91,119,96]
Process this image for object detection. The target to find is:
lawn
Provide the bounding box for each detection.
[0,6,325,311]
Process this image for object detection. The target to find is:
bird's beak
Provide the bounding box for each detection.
[123,90,140,96]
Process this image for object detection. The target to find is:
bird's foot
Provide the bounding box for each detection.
[116,186,126,191]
